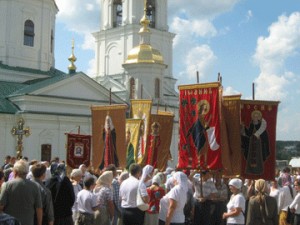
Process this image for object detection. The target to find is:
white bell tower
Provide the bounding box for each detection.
[93,0,177,104]
[0,0,58,72]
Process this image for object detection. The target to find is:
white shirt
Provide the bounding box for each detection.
[159,185,187,223]
[278,186,295,211]
[119,175,139,208]
[226,193,245,224]
[77,189,98,214]
[290,192,300,214]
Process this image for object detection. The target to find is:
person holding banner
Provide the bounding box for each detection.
[99,115,119,170]
[241,110,270,175]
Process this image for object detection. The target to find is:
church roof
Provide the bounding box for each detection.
[0,62,65,77]
[0,82,25,113]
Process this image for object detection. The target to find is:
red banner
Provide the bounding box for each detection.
[66,133,91,168]
[178,83,222,170]
[240,100,279,180]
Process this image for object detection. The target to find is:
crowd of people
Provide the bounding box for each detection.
[0,155,299,225]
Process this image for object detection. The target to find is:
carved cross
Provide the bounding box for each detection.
[11,118,31,159]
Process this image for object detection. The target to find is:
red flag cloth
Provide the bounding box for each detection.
[240,100,279,180]
[66,133,91,168]
[178,83,222,170]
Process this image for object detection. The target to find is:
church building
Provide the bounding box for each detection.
[0,0,179,167]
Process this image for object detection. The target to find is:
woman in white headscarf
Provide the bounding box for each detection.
[158,171,188,225]
[144,174,166,225]
[93,171,114,225]
[139,165,154,205]
[223,178,246,225]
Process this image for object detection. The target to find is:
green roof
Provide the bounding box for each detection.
[0,63,68,113]
[0,82,27,113]
[0,61,66,77]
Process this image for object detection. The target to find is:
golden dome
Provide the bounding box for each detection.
[125,44,164,65]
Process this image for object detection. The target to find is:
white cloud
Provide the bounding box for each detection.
[223,86,241,96]
[55,0,100,50]
[253,12,300,101]
[180,45,217,81]
[171,17,217,46]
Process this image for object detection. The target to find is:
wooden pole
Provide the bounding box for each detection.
[156,99,160,114]
[252,83,255,100]
[197,71,199,83]
[78,126,80,134]
[141,84,143,99]
[109,88,112,105]
[165,103,167,111]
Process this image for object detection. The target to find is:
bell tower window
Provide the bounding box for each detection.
[155,78,160,99]
[113,0,122,27]
[24,20,35,47]
[146,0,155,28]
[130,77,136,99]
[50,29,54,53]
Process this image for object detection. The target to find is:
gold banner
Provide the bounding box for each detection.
[130,99,152,162]
[222,95,242,176]
[144,113,174,170]
[91,105,127,170]
[125,119,143,168]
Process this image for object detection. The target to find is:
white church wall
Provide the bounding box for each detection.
[0,114,92,162]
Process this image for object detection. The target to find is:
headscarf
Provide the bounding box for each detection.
[152,174,162,185]
[253,179,268,223]
[96,171,113,186]
[140,165,154,183]
[229,178,242,189]
[173,171,188,192]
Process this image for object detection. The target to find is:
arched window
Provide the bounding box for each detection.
[155,78,160,99]
[24,20,35,46]
[50,29,54,53]
[146,0,155,28]
[130,78,136,99]
[113,0,122,27]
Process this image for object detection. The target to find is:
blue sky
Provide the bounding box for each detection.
[54,0,300,141]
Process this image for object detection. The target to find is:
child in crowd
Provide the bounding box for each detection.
[77,177,98,225]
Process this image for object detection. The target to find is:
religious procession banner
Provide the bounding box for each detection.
[130,99,152,163]
[178,83,222,170]
[240,100,279,180]
[66,133,91,168]
[125,119,143,169]
[91,104,127,170]
[143,111,174,170]
[221,95,242,176]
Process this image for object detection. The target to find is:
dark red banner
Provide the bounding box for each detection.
[240,100,279,180]
[178,83,222,170]
[66,133,91,168]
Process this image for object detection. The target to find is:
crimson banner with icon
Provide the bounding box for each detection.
[178,83,222,170]
[240,100,279,180]
[66,133,91,168]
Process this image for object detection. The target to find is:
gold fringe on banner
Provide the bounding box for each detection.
[178,82,221,90]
